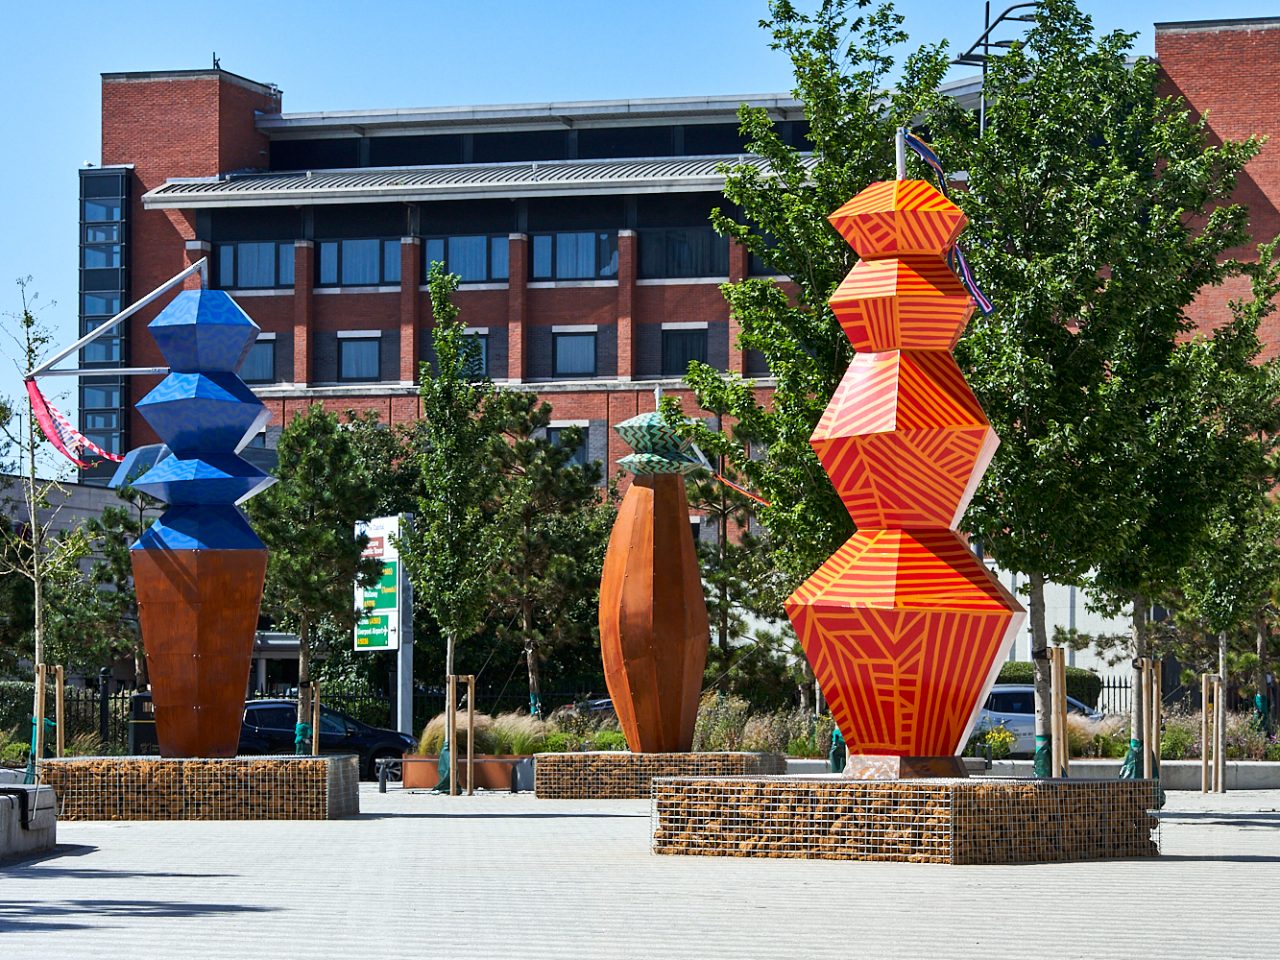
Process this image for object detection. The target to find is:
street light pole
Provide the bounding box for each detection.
[951,2,1040,137]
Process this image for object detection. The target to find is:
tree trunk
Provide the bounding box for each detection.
[133,645,148,691]
[718,488,730,654]
[798,659,813,715]
[1128,594,1147,774]
[1027,571,1051,778]
[1219,630,1228,707]
[296,617,312,751]
[525,639,543,719]
[1257,611,1271,728]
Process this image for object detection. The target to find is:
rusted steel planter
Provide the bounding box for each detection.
[401,755,527,791]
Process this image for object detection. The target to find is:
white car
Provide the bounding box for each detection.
[975,684,1103,756]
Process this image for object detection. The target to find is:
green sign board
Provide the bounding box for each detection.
[355,516,403,651]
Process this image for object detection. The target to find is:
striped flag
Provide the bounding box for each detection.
[24,378,124,468]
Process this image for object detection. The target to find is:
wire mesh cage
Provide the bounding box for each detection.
[39,754,360,821]
[535,752,787,799]
[651,776,1160,865]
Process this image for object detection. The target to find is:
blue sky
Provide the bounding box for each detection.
[0,0,1273,428]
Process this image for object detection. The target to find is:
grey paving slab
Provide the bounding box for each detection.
[0,784,1276,960]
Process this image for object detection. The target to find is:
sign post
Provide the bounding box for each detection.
[355,515,415,736]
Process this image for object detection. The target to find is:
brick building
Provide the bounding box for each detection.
[76,16,1280,495]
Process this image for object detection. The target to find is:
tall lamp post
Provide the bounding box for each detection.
[952,2,1040,135]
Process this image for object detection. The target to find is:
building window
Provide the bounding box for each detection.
[83,292,120,316]
[638,227,729,279]
[82,197,122,222]
[548,426,589,467]
[215,241,294,289]
[317,239,401,286]
[530,231,618,281]
[81,383,121,409]
[662,327,708,376]
[424,235,509,282]
[464,334,488,379]
[241,340,275,383]
[552,331,596,377]
[338,336,381,382]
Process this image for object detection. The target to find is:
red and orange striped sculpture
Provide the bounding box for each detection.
[785,179,1025,762]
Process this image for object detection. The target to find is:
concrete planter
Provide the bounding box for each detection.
[401,754,527,792]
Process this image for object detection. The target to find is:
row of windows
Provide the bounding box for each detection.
[212,227,737,289]
[239,326,709,385]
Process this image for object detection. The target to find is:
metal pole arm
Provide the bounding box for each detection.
[26,258,206,379]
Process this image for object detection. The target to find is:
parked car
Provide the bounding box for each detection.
[975,684,1102,757]
[239,699,416,780]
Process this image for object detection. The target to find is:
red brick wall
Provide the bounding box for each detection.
[1157,20,1280,353]
[104,71,280,441]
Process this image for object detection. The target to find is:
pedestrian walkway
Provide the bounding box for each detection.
[1,785,1276,959]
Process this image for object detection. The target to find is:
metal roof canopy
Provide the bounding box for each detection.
[141,154,814,209]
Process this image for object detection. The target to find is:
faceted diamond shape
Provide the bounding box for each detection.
[615,412,693,458]
[828,180,967,259]
[785,529,1023,756]
[149,289,260,373]
[131,454,275,506]
[829,256,974,352]
[137,372,268,454]
[810,351,996,527]
[109,443,172,489]
[134,504,266,551]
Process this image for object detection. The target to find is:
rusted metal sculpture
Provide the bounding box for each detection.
[599,413,709,752]
[785,174,1025,765]
[115,289,274,757]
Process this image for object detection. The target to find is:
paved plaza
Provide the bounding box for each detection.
[1,784,1276,959]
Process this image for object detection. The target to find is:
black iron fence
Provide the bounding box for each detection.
[1098,677,1131,716]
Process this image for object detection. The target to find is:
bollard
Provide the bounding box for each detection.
[378,759,389,793]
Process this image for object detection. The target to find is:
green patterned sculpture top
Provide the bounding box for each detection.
[614,412,702,476]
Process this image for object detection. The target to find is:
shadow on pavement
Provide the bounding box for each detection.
[0,899,272,934]
[357,811,649,820]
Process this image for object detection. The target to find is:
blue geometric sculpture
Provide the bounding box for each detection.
[118,287,275,757]
[120,289,275,549]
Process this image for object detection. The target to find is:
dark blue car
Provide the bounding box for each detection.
[240,699,416,780]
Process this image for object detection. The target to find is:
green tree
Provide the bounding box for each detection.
[937,0,1262,773]
[672,0,950,590]
[403,263,508,686]
[247,404,381,729]
[487,397,614,715]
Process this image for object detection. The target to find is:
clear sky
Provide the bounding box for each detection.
[0,0,1273,427]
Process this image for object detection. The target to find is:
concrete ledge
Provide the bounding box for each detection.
[40,755,360,820]
[985,759,1280,790]
[0,784,57,861]
[536,752,786,799]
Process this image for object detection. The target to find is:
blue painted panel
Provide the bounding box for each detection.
[134,504,265,551]
[149,289,260,373]
[137,372,267,453]
[131,453,274,505]
[109,444,171,489]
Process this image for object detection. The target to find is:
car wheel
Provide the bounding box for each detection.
[371,753,402,783]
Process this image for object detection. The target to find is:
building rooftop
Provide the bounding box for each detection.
[1155,16,1280,32]
[142,153,812,209]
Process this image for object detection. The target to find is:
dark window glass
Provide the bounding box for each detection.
[82,174,125,198]
[83,197,122,222]
[278,244,295,287]
[383,240,401,284]
[83,411,120,431]
[85,224,120,244]
[638,227,728,279]
[83,431,121,454]
[662,328,708,376]
[448,236,488,281]
[83,292,120,316]
[341,239,380,285]
[689,519,702,543]
[251,706,297,730]
[339,338,380,382]
[83,338,121,363]
[472,129,567,163]
[319,711,346,735]
[241,341,275,383]
[531,234,553,279]
[748,232,782,276]
[553,332,596,377]
[425,238,445,269]
[82,245,122,269]
[531,232,617,280]
[237,242,276,288]
[464,334,488,379]
[490,236,509,280]
[270,138,358,171]
[219,245,236,287]
[319,242,339,285]
[246,432,267,449]
[577,126,675,159]
[82,384,121,408]
[991,691,1034,714]
[682,123,748,156]
[548,426,589,466]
